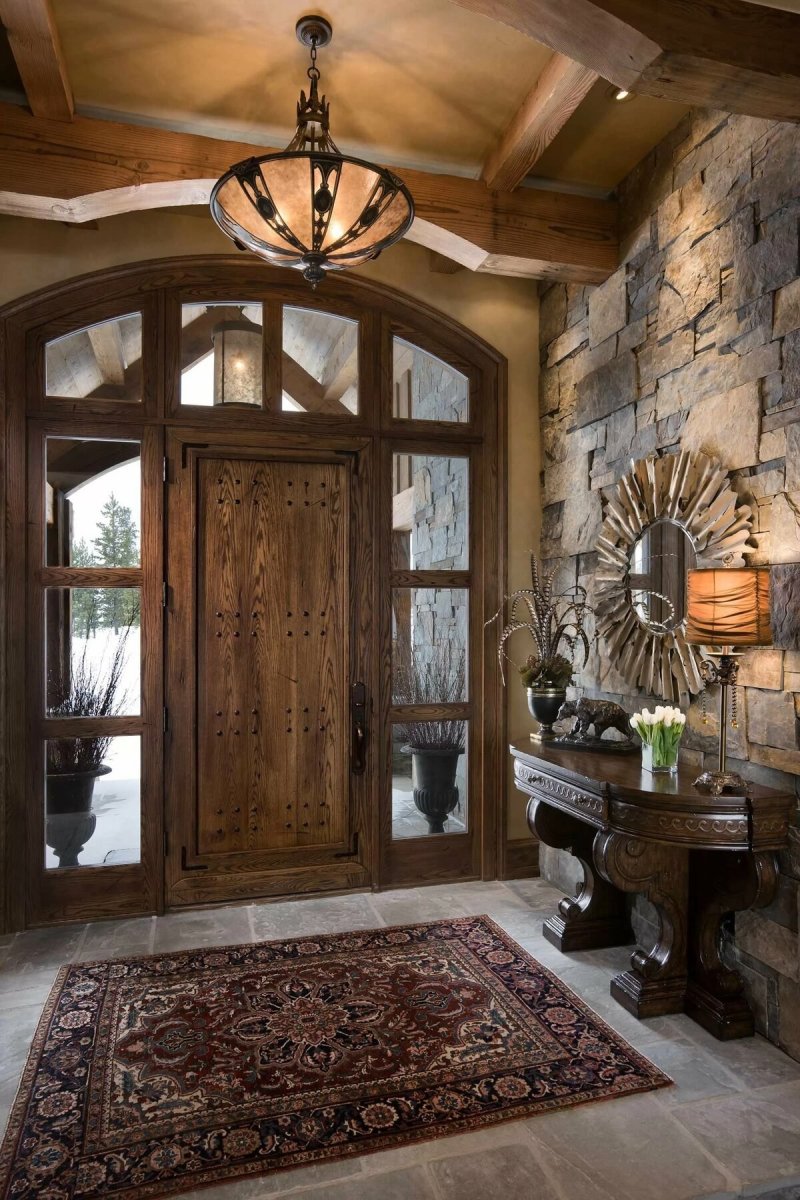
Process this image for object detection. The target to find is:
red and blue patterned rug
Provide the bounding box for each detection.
[0,916,670,1198]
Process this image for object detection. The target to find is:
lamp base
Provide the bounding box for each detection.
[694,769,748,796]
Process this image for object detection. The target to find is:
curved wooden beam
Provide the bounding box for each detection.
[452,0,800,121]
[0,103,618,284]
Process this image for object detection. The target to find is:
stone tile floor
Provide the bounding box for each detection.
[2,878,800,1200]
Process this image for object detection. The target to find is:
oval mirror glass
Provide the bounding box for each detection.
[628,519,696,632]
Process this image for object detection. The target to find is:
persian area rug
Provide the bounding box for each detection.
[0,916,670,1199]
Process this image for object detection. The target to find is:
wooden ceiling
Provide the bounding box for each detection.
[0,0,798,284]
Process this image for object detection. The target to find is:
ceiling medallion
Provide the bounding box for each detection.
[210,14,415,286]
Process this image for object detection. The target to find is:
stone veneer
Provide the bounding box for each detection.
[408,350,469,664]
[538,108,800,1058]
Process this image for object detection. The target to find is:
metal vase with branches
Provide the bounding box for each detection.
[45,624,134,868]
[393,634,466,750]
[393,633,467,834]
[47,626,132,775]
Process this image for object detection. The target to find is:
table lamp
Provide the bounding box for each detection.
[685,566,771,795]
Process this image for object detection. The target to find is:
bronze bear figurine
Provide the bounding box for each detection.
[557,697,633,743]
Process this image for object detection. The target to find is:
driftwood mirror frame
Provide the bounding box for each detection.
[595,450,754,702]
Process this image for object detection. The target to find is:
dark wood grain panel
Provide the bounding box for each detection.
[389,703,472,721]
[390,571,471,589]
[39,568,143,588]
[196,457,349,856]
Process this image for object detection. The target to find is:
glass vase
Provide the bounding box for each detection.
[642,741,679,775]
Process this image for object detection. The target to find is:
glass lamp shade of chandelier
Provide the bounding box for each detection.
[210,19,414,286]
[212,318,262,406]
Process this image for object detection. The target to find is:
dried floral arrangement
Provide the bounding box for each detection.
[486,554,594,690]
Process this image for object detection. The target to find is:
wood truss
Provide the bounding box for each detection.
[0,103,618,283]
[3,0,799,285]
[452,0,800,122]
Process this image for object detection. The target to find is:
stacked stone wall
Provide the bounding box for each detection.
[538,108,800,1058]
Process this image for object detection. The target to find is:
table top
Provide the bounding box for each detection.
[510,739,794,850]
[510,739,791,803]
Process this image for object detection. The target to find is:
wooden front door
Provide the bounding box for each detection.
[164,432,374,906]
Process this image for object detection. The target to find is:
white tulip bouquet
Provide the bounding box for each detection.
[630,705,686,773]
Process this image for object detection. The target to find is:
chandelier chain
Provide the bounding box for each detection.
[308,37,320,83]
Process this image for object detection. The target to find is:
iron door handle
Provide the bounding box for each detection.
[351,681,368,775]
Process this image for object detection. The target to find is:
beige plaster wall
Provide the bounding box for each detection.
[0,210,540,841]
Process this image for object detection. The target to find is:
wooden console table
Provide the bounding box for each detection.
[510,740,795,1040]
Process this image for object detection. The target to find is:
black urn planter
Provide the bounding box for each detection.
[403,745,464,834]
[527,687,567,742]
[45,764,110,868]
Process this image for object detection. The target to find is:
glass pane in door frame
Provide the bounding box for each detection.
[379,437,483,887]
[25,420,163,926]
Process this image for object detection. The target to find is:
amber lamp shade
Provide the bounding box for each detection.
[212,319,262,407]
[685,567,772,648]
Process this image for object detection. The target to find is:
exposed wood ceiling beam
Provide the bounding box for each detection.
[451,0,800,122]
[87,320,126,387]
[281,354,354,416]
[482,53,597,191]
[0,0,73,121]
[322,350,358,406]
[0,103,618,284]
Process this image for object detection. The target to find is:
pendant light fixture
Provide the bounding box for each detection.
[212,308,262,406]
[210,15,415,286]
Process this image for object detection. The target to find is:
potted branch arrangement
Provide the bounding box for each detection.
[394,637,466,834]
[46,634,130,867]
[487,554,593,741]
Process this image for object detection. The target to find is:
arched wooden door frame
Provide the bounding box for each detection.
[0,256,507,932]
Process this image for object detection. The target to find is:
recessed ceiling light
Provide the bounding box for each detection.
[607,84,635,103]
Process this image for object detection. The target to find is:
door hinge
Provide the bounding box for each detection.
[163,706,169,733]
[162,456,167,483]
[335,831,360,858]
[162,581,168,609]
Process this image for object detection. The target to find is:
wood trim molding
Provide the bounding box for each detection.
[0,0,73,121]
[482,53,598,191]
[451,0,800,121]
[0,103,618,284]
[500,836,540,879]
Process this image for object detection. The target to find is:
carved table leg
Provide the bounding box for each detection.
[594,830,689,1018]
[527,797,632,952]
[685,849,779,1040]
